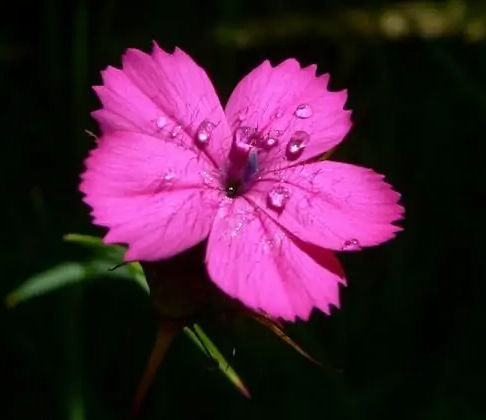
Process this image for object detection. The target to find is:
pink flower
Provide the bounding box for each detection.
[80,43,404,321]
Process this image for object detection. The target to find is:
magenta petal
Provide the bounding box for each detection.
[80,131,221,261]
[91,44,232,169]
[205,198,345,321]
[120,43,231,167]
[225,59,352,171]
[247,161,404,251]
[92,66,163,134]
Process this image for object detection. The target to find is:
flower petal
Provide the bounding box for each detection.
[225,59,351,171]
[80,131,221,261]
[246,161,404,251]
[92,43,231,169]
[205,198,345,321]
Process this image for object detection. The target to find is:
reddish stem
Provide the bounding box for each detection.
[131,320,181,417]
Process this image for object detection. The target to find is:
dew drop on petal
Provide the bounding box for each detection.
[294,104,313,119]
[159,168,177,189]
[286,131,309,160]
[274,110,283,119]
[231,219,244,238]
[260,129,281,149]
[200,170,214,186]
[170,124,182,138]
[262,238,276,254]
[264,136,278,149]
[161,169,177,188]
[267,185,290,212]
[195,120,215,147]
[156,116,167,129]
[342,238,361,251]
[163,170,176,182]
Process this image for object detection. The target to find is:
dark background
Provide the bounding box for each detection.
[1,0,484,419]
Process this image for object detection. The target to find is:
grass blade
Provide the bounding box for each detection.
[5,262,86,307]
[185,324,251,398]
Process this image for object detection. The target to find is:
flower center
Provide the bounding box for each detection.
[225,180,242,197]
[224,126,260,196]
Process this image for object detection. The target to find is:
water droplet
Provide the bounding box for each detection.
[170,124,182,138]
[159,169,177,189]
[267,185,290,212]
[274,110,283,119]
[200,169,216,187]
[163,169,176,182]
[262,239,274,252]
[260,129,281,149]
[156,116,167,129]
[264,136,278,148]
[231,219,244,237]
[285,131,309,160]
[195,120,215,147]
[294,103,313,119]
[342,238,361,251]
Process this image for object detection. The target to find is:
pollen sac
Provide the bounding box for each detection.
[267,185,290,213]
[195,120,215,147]
[230,126,259,162]
[227,126,258,183]
[294,103,313,119]
[233,126,257,154]
[243,150,259,182]
[285,131,309,160]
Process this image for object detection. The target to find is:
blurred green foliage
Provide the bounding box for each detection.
[6,234,250,402]
[1,0,484,419]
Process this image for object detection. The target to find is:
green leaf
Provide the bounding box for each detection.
[6,234,150,307]
[64,233,125,257]
[64,233,149,293]
[64,233,126,260]
[5,262,86,307]
[11,234,249,399]
[184,324,251,398]
[63,233,105,248]
[6,259,150,307]
[123,261,149,294]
